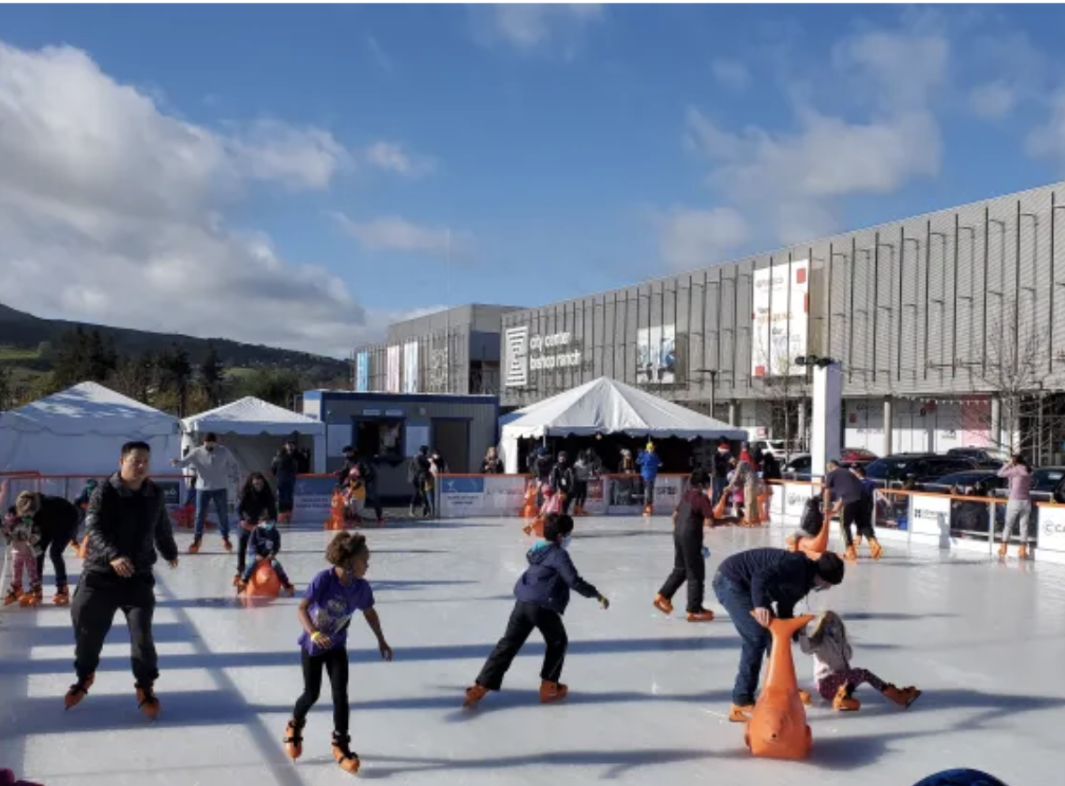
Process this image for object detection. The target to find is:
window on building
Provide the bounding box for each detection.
[354,418,404,460]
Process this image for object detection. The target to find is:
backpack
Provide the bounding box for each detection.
[800,496,823,536]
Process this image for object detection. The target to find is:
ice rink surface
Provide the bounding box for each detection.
[1,515,1059,786]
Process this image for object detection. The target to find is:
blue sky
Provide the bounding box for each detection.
[0,4,1063,356]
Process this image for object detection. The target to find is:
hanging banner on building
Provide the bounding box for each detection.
[752,260,809,377]
[403,342,419,393]
[637,324,676,384]
[503,326,530,388]
[355,352,369,392]
[386,346,401,393]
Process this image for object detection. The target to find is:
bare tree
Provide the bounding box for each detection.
[751,344,811,461]
[967,296,1050,457]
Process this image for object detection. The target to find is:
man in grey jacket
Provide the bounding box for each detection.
[171,432,241,554]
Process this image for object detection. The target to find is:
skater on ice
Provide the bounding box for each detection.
[270,438,300,524]
[7,489,79,605]
[235,471,277,586]
[796,610,921,711]
[236,517,294,597]
[285,532,392,775]
[712,547,845,721]
[2,505,41,607]
[464,513,609,709]
[653,469,716,621]
[171,431,241,554]
[66,441,179,719]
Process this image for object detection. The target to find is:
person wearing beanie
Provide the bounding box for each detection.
[636,441,663,516]
[711,546,845,722]
[653,469,716,622]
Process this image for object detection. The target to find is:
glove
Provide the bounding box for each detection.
[597,594,610,610]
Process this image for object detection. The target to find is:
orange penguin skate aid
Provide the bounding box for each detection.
[797,512,830,560]
[744,613,816,760]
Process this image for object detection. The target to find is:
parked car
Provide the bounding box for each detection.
[864,453,980,484]
[1031,466,1065,495]
[927,470,1007,493]
[782,454,812,479]
[752,439,803,460]
[946,447,1010,469]
[840,447,878,465]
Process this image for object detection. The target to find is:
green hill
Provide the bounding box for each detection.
[0,302,349,384]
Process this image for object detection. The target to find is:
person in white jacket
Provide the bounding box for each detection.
[171,432,241,554]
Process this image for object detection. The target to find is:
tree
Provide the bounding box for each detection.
[199,342,225,407]
[0,363,10,411]
[155,343,193,417]
[107,350,155,404]
[233,368,305,408]
[751,343,810,460]
[50,328,117,388]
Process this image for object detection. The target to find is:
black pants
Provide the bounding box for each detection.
[36,523,75,588]
[476,601,568,690]
[571,480,588,509]
[293,647,350,733]
[364,479,383,521]
[658,523,705,613]
[410,480,430,515]
[236,527,253,573]
[857,496,876,538]
[71,572,158,685]
[560,490,573,515]
[840,500,864,546]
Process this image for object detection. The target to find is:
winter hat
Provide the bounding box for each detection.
[14,492,39,518]
[815,552,845,585]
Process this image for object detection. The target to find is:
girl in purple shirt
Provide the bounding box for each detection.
[283,532,392,775]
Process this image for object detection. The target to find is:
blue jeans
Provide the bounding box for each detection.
[195,489,230,539]
[712,477,727,506]
[242,553,289,585]
[712,571,770,705]
[276,474,296,514]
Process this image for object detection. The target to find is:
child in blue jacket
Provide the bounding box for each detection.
[463,514,609,707]
[237,520,295,596]
[637,442,663,515]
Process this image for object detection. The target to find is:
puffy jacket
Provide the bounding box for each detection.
[247,525,281,557]
[717,547,818,620]
[637,450,662,480]
[549,464,575,494]
[83,474,179,577]
[238,486,278,523]
[513,541,599,615]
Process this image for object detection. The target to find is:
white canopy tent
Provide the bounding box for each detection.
[0,382,182,475]
[500,376,750,472]
[181,397,326,476]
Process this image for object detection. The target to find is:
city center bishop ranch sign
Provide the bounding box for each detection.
[504,326,591,388]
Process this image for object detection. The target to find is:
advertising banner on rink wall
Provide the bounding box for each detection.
[435,474,691,518]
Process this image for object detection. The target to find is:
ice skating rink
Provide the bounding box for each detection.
[1,516,1060,786]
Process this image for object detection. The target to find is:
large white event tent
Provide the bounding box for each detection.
[0,381,182,476]
[181,396,325,476]
[499,376,749,473]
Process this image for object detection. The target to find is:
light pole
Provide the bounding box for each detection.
[693,368,719,418]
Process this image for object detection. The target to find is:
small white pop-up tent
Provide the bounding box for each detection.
[0,381,182,475]
[500,377,749,472]
[181,397,325,476]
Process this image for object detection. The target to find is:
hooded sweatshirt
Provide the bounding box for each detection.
[175,445,239,491]
[513,541,599,615]
[797,623,852,685]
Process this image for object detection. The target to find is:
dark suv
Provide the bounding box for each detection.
[945,447,1009,469]
[864,453,980,484]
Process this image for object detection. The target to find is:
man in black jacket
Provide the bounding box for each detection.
[712,547,844,721]
[11,491,79,606]
[65,441,179,719]
[271,440,300,524]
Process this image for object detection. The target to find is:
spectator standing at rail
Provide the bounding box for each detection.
[998,454,1033,560]
[271,439,300,524]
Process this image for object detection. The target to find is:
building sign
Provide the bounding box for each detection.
[752,260,809,377]
[503,327,587,388]
[637,324,676,384]
[355,352,369,392]
[1039,506,1065,553]
[504,326,529,388]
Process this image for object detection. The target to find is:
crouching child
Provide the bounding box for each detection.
[464,513,609,707]
[238,519,295,596]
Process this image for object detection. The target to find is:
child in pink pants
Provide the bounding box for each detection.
[2,511,41,605]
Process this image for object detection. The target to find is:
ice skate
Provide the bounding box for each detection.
[136,683,161,720]
[188,537,202,555]
[539,680,568,704]
[283,719,304,760]
[882,684,921,708]
[281,582,296,597]
[19,584,42,607]
[1018,544,1029,560]
[463,684,489,708]
[236,580,248,595]
[728,703,754,722]
[53,584,70,606]
[64,674,95,709]
[222,536,233,553]
[869,537,883,560]
[843,544,858,561]
[832,684,860,711]
[232,573,242,587]
[653,594,673,615]
[998,541,1008,558]
[798,689,812,705]
[4,583,22,606]
[643,504,653,516]
[331,732,361,775]
[686,608,715,622]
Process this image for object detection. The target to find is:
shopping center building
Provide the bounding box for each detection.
[357,181,1065,464]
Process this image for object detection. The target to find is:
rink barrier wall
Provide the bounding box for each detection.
[433,473,692,518]
[767,479,1064,563]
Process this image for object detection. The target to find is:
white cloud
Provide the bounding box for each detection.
[1026,92,1065,167]
[477,4,604,55]
[970,81,1016,119]
[675,25,945,249]
[0,40,397,358]
[332,213,472,259]
[364,141,434,177]
[711,58,750,91]
[659,207,748,271]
